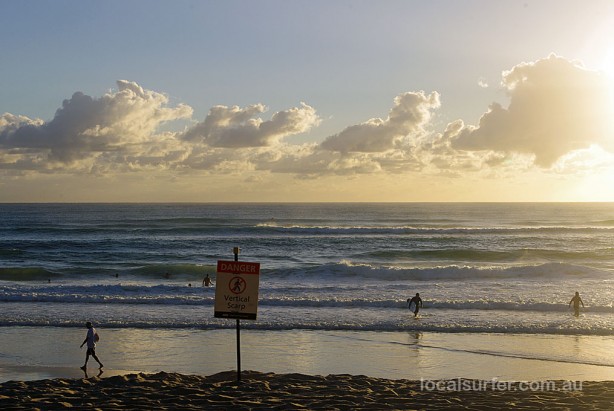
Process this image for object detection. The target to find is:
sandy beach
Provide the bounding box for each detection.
[1,370,613,410]
[1,328,613,409]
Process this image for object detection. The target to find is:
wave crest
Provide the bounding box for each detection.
[279,261,608,281]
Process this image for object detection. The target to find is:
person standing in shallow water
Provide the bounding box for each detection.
[80,321,103,370]
[569,291,584,317]
[407,293,423,317]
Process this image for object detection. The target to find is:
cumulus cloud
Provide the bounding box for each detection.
[451,54,614,167]
[0,80,192,163]
[2,56,612,183]
[182,102,320,147]
[320,91,440,152]
[0,113,43,132]
[255,145,383,176]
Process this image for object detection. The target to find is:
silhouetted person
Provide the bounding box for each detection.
[569,291,584,317]
[202,274,212,287]
[407,293,423,317]
[80,321,103,370]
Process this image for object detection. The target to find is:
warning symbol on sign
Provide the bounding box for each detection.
[230,277,246,294]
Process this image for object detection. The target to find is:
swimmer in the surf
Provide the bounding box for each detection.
[407,293,423,317]
[569,291,584,317]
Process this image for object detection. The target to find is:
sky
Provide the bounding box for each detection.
[1,0,613,202]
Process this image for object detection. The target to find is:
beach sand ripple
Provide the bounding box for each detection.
[0,371,612,410]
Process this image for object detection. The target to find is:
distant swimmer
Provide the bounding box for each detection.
[202,274,213,287]
[407,293,423,317]
[569,291,584,317]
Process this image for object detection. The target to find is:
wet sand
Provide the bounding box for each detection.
[2,328,613,383]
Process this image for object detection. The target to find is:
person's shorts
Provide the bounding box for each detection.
[86,347,96,356]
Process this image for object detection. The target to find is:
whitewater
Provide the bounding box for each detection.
[0,203,613,335]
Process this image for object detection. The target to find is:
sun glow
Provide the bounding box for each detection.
[602,48,614,78]
[599,48,614,159]
[602,47,614,108]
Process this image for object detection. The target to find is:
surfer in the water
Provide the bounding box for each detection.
[407,293,423,317]
[569,291,584,317]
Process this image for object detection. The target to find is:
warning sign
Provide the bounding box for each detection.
[214,260,260,320]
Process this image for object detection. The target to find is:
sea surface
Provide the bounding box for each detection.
[1,203,613,336]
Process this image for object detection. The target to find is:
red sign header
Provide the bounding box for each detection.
[217,260,260,275]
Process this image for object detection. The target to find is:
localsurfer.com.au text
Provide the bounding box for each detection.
[420,378,583,392]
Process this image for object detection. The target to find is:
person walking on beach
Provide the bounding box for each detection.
[80,321,103,370]
[407,293,423,317]
[569,291,584,317]
[202,274,213,287]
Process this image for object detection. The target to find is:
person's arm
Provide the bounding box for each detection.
[580,298,584,307]
[80,337,87,348]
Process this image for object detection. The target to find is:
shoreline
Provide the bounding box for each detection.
[2,371,613,410]
[1,328,613,383]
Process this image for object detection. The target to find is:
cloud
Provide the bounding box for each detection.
[0,82,323,175]
[0,113,43,132]
[255,145,384,176]
[2,56,612,183]
[477,78,489,88]
[320,91,440,152]
[0,80,192,164]
[451,54,614,167]
[182,102,320,147]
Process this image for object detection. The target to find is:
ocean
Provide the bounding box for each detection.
[1,202,614,381]
[1,202,612,335]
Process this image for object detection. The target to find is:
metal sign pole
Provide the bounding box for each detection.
[214,247,259,382]
[233,247,241,382]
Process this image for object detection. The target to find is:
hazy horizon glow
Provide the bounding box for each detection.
[1,1,613,202]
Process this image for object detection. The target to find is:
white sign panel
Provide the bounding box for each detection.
[214,260,260,320]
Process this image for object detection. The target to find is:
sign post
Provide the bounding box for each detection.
[214,247,260,381]
[234,248,241,383]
